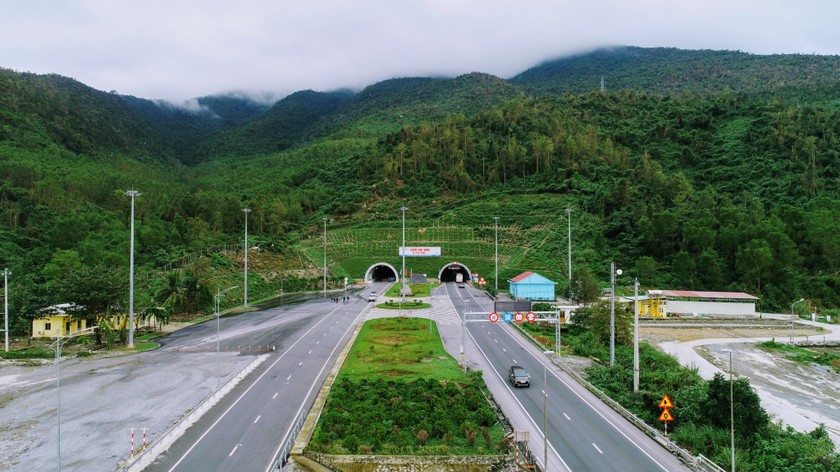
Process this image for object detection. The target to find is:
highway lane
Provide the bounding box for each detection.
[145,284,387,472]
[446,283,690,472]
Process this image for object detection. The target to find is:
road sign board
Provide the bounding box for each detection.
[514,311,524,323]
[489,312,499,323]
[526,311,536,322]
[659,394,673,409]
[658,409,674,422]
[503,312,513,323]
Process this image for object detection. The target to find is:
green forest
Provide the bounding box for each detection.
[2,46,840,337]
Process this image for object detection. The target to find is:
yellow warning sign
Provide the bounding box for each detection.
[658,409,674,422]
[659,394,673,409]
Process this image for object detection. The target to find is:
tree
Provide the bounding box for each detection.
[571,266,601,306]
[54,264,127,345]
[702,373,769,444]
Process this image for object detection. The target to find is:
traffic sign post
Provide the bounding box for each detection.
[658,394,674,435]
[489,312,499,323]
[514,311,524,323]
[526,311,536,322]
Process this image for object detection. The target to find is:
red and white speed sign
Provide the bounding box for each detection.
[514,311,524,323]
[488,312,499,322]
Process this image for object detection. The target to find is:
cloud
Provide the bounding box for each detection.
[1,0,838,101]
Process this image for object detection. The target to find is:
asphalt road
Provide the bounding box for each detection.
[445,283,691,472]
[145,285,384,472]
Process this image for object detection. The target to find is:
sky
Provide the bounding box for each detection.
[2,0,838,104]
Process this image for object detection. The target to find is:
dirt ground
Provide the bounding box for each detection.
[640,322,840,451]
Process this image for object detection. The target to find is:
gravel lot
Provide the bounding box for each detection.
[0,343,256,472]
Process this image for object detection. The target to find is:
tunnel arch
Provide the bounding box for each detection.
[365,262,399,283]
[438,262,472,283]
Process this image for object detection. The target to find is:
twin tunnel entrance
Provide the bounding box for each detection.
[364,262,472,283]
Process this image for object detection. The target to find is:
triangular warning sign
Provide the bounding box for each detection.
[659,394,674,409]
[658,409,674,422]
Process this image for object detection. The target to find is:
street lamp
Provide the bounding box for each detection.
[242,208,251,306]
[791,298,805,317]
[52,326,97,471]
[610,262,622,367]
[722,349,735,472]
[3,268,10,352]
[494,216,499,292]
[566,208,572,302]
[125,190,140,348]
[323,217,328,297]
[633,277,640,392]
[215,285,237,389]
[400,207,408,301]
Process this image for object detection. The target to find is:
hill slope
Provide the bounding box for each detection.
[511,46,840,102]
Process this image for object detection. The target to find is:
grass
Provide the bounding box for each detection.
[0,347,54,359]
[757,340,840,371]
[338,317,468,382]
[375,301,431,310]
[385,283,433,297]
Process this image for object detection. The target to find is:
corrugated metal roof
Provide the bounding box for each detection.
[648,290,758,300]
[510,272,535,283]
[509,272,557,285]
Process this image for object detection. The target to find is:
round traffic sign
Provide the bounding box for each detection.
[489,312,499,322]
[514,311,524,323]
[526,311,536,322]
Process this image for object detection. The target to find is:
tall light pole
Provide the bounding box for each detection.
[52,326,96,471]
[3,268,9,352]
[610,262,622,367]
[791,298,805,317]
[215,285,237,389]
[400,207,407,300]
[566,208,572,302]
[125,190,140,349]
[494,216,499,292]
[323,217,328,297]
[633,277,640,392]
[242,208,251,306]
[723,349,735,472]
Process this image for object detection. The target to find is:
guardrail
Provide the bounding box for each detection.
[275,409,309,470]
[115,355,267,472]
[513,326,725,472]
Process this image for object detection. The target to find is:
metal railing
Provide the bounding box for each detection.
[275,409,309,470]
[115,355,266,472]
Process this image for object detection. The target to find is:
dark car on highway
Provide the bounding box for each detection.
[508,365,530,387]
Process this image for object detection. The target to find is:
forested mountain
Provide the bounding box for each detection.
[2,46,840,333]
[512,46,840,102]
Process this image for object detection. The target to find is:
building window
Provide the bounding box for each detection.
[45,322,52,331]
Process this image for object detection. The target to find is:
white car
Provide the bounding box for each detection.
[368,293,377,302]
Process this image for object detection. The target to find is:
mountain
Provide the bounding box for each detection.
[511,46,840,102]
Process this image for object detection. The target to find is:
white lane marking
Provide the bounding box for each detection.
[229,445,239,457]
[316,340,320,344]
[323,333,327,336]
[254,415,261,424]
[502,348,507,353]
[272,392,278,399]
[512,359,517,364]
[494,339,498,343]
[168,300,349,472]
[593,443,603,454]
[286,375,291,381]
[308,350,312,354]
[497,321,673,471]
[563,413,571,421]
[298,362,303,366]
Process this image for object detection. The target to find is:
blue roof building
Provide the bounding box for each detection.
[509,272,557,301]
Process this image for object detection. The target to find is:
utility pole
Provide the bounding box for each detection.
[125,190,140,348]
[323,217,328,297]
[242,208,251,306]
[633,277,640,392]
[494,216,499,292]
[610,262,621,367]
[566,208,572,302]
[3,268,10,352]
